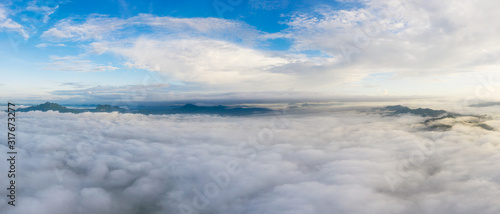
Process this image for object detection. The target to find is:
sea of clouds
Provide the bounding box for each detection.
[1,107,500,214]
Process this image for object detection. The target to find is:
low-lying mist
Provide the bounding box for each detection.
[1,105,499,214]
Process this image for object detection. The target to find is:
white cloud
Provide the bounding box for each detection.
[0,5,29,39]
[42,14,259,43]
[102,38,297,91]
[1,107,500,213]
[42,15,127,41]
[49,88,418,105]
[38,12,398,92]
[25,0,59,23]
[41,15,314,91]
[37,1,500,95]
[51,83,171,103]
[36,43,66,48]
[45,55,119,72]
[284,0,500,75]
[89,37,371,92]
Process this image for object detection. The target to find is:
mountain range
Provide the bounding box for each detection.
[379,105,494,131]
[16,102,272,116]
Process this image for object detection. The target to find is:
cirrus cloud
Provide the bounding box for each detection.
[0,5,29,39]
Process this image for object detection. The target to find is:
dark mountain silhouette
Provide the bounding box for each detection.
[469,102,500,107]
[383,105,451,117]
[17,102,126,113]
[95,105,127,113]
[17,102,85,113]
[139,103,272,116]
[476,123,495,131]
[378,105,494,132]
[16,102,272,116]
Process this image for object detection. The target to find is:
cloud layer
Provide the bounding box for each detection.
[35,0,500,96]
[1,107,500,213]
[284,0,500,74]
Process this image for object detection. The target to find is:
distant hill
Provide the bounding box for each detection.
[17,102,85,113]
[16,102,272,116]
[17,102,126,113]
[469,102,500,107]
[383,105,451,117]
[139,103,272,116]
[378,105,494,131]
[95,105,127,113]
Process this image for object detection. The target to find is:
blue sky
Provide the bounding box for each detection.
[1,0,500,104]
